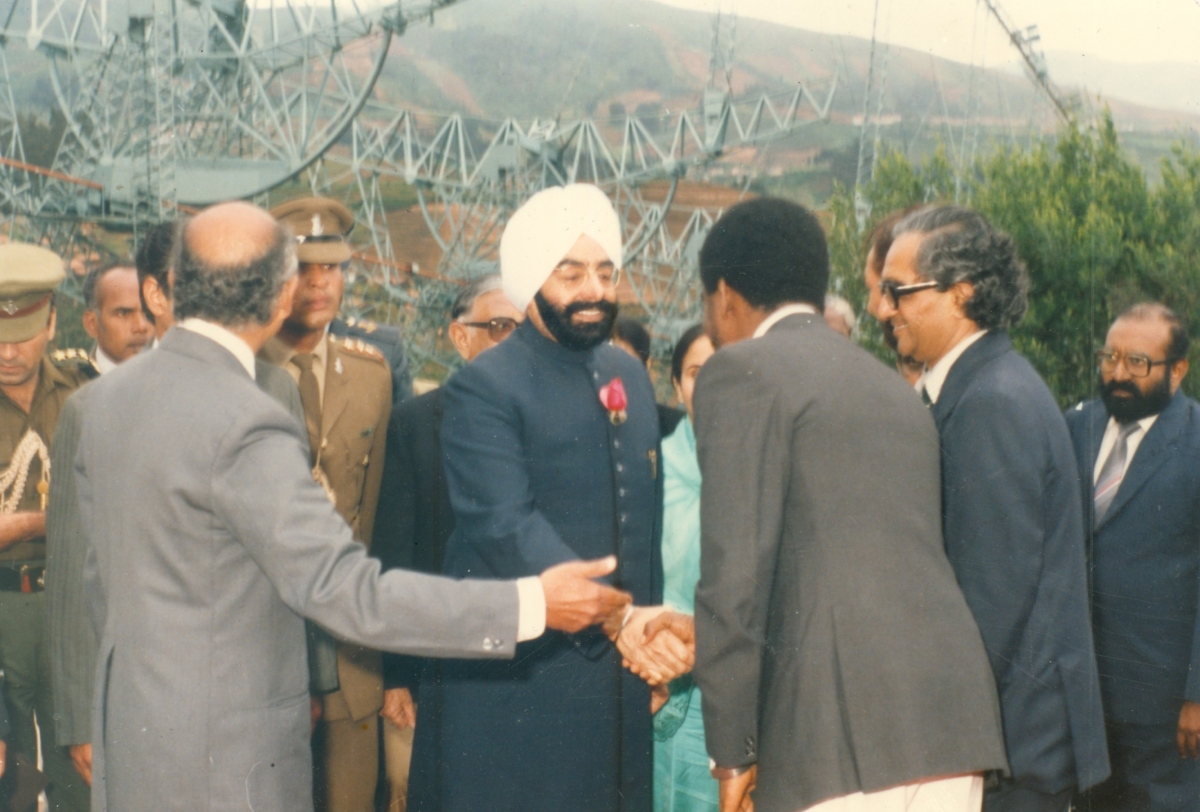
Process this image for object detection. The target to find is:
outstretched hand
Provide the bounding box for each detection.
[540,556,631,633]
[611,607,695,685]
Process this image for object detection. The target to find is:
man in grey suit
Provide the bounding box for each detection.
[72,202,629,812]
[691,198,1007,812]
[46,218,337,789]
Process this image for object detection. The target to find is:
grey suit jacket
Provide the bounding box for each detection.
[692,314,1007,812]
[75,327,521,812]
[46,357,338,747]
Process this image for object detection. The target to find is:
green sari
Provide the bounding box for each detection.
[654,416,718,812]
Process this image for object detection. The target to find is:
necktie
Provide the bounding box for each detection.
[1094,422,1141,523]
[292,352,322,463]
[920,386,932,407]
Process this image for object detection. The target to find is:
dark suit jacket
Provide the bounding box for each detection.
[408,320,662,812]
[932,331,1109,793]
[693,313,1006,812]
[373,387,456,691]
[1066,391,1200,726]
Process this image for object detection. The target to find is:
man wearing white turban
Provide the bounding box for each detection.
[407,184,688,812]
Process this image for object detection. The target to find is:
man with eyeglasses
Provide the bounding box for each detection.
[263,196,395,812]
[1065,303,1200,811]
[370,273,522,811]
[877,205,1109,812]
[407,184,681,812]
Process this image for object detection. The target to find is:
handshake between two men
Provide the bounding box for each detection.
[540,557,697,710]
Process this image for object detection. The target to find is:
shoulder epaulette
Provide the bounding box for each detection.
[344,316,377,335]
[50,348,99,379]
[334,336,385,362]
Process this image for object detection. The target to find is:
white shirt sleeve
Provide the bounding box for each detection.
[515,576,547,642]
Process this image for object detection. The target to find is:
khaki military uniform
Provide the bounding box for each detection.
[260,332,392,812]
[0,353,92,812]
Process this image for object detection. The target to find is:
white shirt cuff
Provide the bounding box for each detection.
[515,576,547,642]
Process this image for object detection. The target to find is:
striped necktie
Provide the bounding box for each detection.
[1094,422,1141,523]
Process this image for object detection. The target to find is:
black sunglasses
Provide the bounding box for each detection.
[880,279,940,309]
[460,317,519,341]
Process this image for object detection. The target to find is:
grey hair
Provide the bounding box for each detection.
[174,224,297,326]
[451,274,505,321]
[893,205,1029,331]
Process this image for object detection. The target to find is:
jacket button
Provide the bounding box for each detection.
[619,488,626,497]
[616,463,624,473]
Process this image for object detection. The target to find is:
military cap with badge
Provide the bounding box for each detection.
[270,197,355,265]
[0,243,63,345]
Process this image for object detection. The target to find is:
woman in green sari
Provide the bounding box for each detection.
[654,325,717,812]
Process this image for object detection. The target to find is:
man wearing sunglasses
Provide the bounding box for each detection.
[371,274,523,810]
[877,205,1109,812]
[1066,303,1200,811]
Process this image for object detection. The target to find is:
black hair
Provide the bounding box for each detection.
[612,315,652,365]
[1117,302,1191,362]
[893,205,1029,331]
[671,324,707,384]
[174,224,295,326]
[135,219,184,323]
[699,197,829,310]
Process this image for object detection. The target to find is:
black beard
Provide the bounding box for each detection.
[1100,373,1173,423]
[534,291,618,352]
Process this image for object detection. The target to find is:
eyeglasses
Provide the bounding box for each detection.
[1094,349,1174,378]
[551,263,622,293]
[460,317,519,341]
[879,279,940,309]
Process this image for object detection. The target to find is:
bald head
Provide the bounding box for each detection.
[174,202,297,328]
[186,202,281,269]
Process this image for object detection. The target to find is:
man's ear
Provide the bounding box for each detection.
[82,308,99,340]
[1170,357,1189,393]
[448,322,471,361]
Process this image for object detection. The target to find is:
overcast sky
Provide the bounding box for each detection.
[652,0,1200,67]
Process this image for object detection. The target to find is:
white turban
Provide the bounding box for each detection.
[500,184,623,312]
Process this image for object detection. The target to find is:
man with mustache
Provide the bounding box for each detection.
[1066,303,1200,811]
[407,184,686,812]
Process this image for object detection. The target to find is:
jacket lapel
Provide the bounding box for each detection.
[1097,391,1189,528]
[929,332,1012,429]
[319,338,351,442]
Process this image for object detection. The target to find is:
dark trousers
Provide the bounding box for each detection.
[0,591,88,812]
[984,780,1073,812]
[1079,721,1200,812]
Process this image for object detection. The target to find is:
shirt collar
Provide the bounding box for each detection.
[92,345,119,376]
[753,303,819,339]
[178,318,257,380]
[919,330,987,404]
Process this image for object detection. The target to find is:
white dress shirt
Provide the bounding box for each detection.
[918,330,988,404]
[1092,414,1158,485]
[92,346,119,376]
[753,303,819,339]
[177,318,258,379]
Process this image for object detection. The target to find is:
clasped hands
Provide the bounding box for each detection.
[603,605,695,687]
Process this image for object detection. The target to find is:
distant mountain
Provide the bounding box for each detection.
[1038,52,1200,119]
[369,0,1199,135]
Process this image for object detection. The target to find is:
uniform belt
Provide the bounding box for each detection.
[0,562,44,593]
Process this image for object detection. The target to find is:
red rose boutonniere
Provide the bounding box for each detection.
[599,377,628,426]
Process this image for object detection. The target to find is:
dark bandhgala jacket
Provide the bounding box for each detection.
[931,331,1109,793]
[408,320,662,812]
[1066,391,1200,726]
[372,386,456,691]
[693,313,1007,812]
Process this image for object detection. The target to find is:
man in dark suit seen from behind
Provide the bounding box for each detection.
[371,272,523,811]
[693,197,1007,812]
[876,205,1110,811]
[611,315,684,437]
[1066,303,1200,812]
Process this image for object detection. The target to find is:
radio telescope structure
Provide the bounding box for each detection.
[0,0,460,259]
[295,11,839,374]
